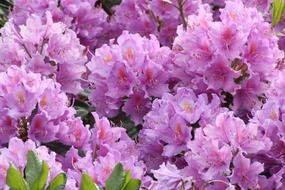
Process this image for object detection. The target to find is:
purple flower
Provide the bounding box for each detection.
[231,153,264,189]
[204,56,239,93]
[139,87,225,168]
[151,162,192,190]
[122,91,152,125]
[57,117,90,149]
[0,12,87,94]
[188,132,232,179]
[0,110,17,144]
[204,112,270,153]
[88,31,171,124]
[209,23,247,59]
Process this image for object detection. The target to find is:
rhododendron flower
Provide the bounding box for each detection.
[139,87,226,167]
[1,0,285,189]
[0,12,87,94]
[87,31,172,123]
[151,162,192,190]
[0,66,89,147]
[172,0,283,115]
[231,153,264,189]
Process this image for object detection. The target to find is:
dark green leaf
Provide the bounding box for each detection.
[102,0,122,7]
[123,179,141,190]
[46,173,67,190]
[110,112,141,139]
[106,163,125,190]
[6,164,27,190]
[43,141,71,155]
[96,0,122,15]
[80,173,99,190]
[0,0,13,27]
[25,151,42,187]
[272,0,285,26]
[74,99,96,126]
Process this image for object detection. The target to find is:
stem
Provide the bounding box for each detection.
[180,180,186,190]
[178,0,187,29]
[18,117,28,141]
[22,43,32,58]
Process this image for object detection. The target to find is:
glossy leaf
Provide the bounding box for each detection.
[121,170,131,189]
[30,161,49,190]
[80,173,99,190]
[272,0,285,26]
[123,179,141,190]
[6,164,27,190]
[25,151,42,187]
[46,173,67,190]
[106,163,125,190]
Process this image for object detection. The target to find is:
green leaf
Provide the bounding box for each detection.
[272,0,285,26]
[30,161,49,190]
[25,151,42,187]
[6,164,27,190]
[46,173,67,190]
[43,141,71,155]
[96,0,122,15]
[102,0,122,7]
[80,173,99,190]
[123,179,141,190]
[121,170,131,189]
[106,163,126,190]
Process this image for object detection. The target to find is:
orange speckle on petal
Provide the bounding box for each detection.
[229,12,237,21]
[104,54,113,62]
[40,95,48,107]
[125,47,134,60]
[17,91,26,104]
[270,110,278,121]
[174,124,183,140]
[182,101,192,113]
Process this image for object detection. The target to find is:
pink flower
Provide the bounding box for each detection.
[151,162,191,190]
[204,56,239,92]
[231,153,264,189]
[209,23,247,59]
[19,14,47,45]
[122,91,151,125]
[58,117,90,148]
[188,132,232,179]
[29,114,59,142]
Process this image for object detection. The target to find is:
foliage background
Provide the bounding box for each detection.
[0,0,12,27]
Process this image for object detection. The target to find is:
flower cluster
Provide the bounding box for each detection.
[172,0,283,118]
[247,70,285,187]
[113,0,201,45]
[0,137,67,189]
[87,31,172,124]
[138,87,227,169]
[60,113,146,188]
[0,12,87,94]
[9,0,202,47]
[0,65,89,148]
[144,108,275,189]
[0,0,285,189]
[9,0,111,48]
